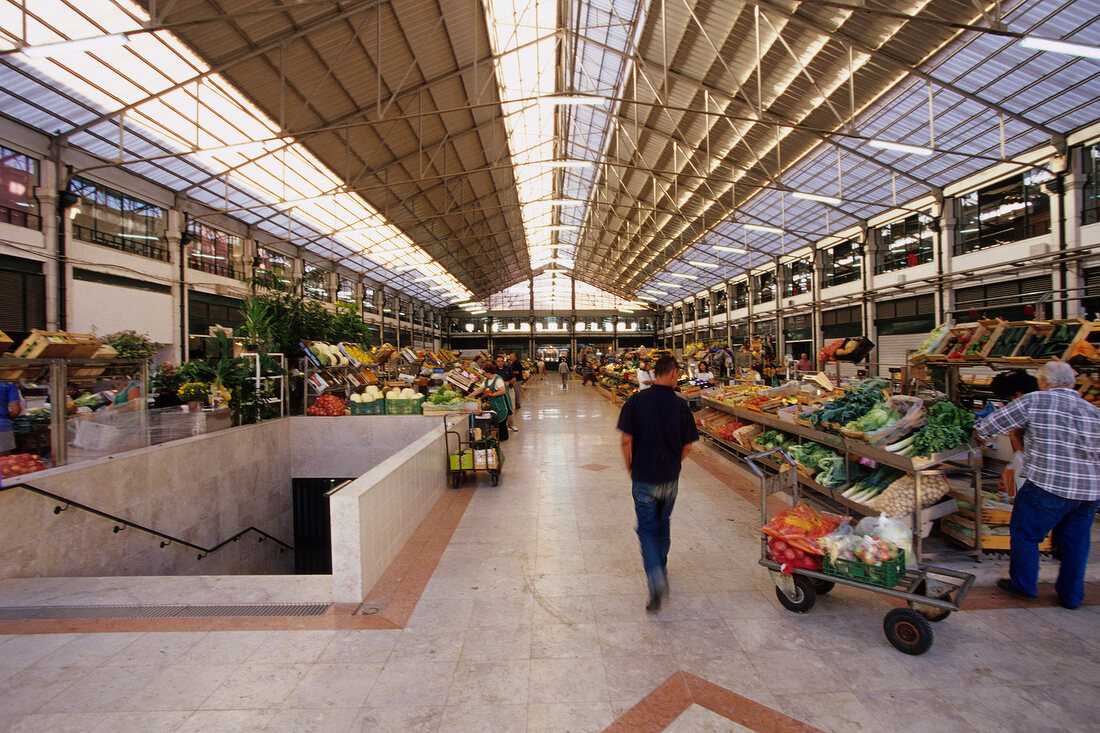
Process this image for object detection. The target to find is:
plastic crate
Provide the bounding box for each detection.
[822,548,905,588]
[385,398,422,415]
[350,401,384,415]
[449,451,474,470]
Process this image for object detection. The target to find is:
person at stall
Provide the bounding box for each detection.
[495,355,518,433]
[558,356,570,389]
[695,361,714,383]
[974,361,1100,610]
[0,380,23,456]
[509,353,523,408]
[582,359,598,386]
[636,358,655,391]
[467,362,509,442]
[795,353,814,372]
[617,353,699,612]
[990,369,1040,465]
[108,377,144,414]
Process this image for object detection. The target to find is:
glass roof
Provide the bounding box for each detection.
[0,0,470,307]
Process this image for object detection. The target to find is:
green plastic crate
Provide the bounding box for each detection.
[822,548,905,588]
[385,398,422,415]
[350,401,384,415]
[449,451,474,470]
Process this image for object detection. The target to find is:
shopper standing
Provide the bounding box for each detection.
[496,355,518,433]
[974,361,1100,609]
[467,362,509,442]
[617,353,699,612]
[509,353,523,409]
[0,380,22,456]
[636,358,655,391]
[558,357,569,389]
[795,353,813,372]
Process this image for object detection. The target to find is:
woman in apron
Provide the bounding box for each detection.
[468,362,510,441]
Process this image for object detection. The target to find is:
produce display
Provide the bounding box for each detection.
[839,466,907,505]
[786,442,839,473]
[427,386,465,406]
[866,472,952,515]
[804,378,890,429]
[843,405,900,433]
[762,501,847,573]
[350,386,382,403]
[306,393,348,416]
[0,453,48,479]
[752,430,790,450]
[885,401,975,458]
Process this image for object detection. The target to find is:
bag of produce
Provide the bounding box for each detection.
[767,537,823,574]
[865,472,952,529]
[855,513,913,568]
[762,501,849,555]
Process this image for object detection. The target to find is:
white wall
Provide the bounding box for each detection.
[68,279,176,345]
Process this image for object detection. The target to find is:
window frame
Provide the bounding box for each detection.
[955,170,1052,255]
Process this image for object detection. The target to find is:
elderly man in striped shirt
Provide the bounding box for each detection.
[975,361,1100,610]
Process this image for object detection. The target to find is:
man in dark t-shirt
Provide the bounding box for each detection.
[616,353,699,612]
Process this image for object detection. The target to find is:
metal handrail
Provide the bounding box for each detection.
[1,481,293,560]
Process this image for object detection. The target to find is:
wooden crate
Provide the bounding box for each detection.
[13,330,78,358]
[1003,321,1059,362]
[942,323,981,361]
[941,513,1052,552]
[65,332,102,358]
[1062,320,1100,361]
[985,321,1032,359]
[0,330,12,354]
[960,319,1001,361]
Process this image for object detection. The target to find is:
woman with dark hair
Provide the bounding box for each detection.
[468,362,509,442]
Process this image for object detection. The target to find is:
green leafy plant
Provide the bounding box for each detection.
[177,382,210,403]
[103,330,164,361]
[237,295,273,349]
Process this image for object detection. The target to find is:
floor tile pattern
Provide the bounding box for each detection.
[1,379,1098,732]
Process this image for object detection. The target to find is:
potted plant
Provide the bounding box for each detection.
[238,294,272,352]
[177,381,210,412]
[102,330,164,362]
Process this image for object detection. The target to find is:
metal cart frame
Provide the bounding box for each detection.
[749,448,975,655]
[444,411,503,488]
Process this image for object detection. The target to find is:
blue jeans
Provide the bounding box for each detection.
[633,480,678,595]
[1009,481,1100,607]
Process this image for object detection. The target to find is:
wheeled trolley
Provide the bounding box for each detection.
[444,411,503,489]
[748,448,975,655]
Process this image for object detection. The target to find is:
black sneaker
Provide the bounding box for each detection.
[996,578,1037,599]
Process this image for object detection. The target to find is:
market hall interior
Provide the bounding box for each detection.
[0,378,1098,733]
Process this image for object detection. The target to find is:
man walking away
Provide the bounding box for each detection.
[617,354,699,612]
[974,361,1100,609]
[558,357,569,389]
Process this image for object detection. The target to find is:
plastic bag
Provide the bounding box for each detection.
[766,537,823,574]
[762,501,849,555]
[819,525,860,564]
[1002,451,1026,496]
[856,513,914,568]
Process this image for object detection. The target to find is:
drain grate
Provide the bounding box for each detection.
[0,603,332,620]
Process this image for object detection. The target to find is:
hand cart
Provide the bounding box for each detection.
[444,411,503,489]
[748,448,975,655]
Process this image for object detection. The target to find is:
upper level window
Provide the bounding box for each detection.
[731,281,748,310]
[753,271,775,304]
[362,286,378,313]
[684,300,696,322]
[69,176,167,260]
[713,288,727,315]
[398,301,408,321]
[875,212,935,273]
[956,170,1052,255]
[382,295,395,315]
[186,221,241,278]
[697,295,710,319]
[0,146,40,230]
[673,306,682,325]
[781,258,813,297]
[255,246,292,288]
[1084,144,1100,226]
[822,239,862,287]
[337,277,356,304]
[302,264,329,300]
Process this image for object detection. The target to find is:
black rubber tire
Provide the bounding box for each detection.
[450,472,462,490]
[490,472,499,487]
[810,579,836,595]
[884,608,934,655]
[774,574,816,613]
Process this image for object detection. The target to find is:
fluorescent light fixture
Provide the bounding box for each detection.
[391,264,421,272]
[868,139,934,156]
[637,295,657,301]
[667,273,698,280]
[453,300,472,305]
[713,245,746,253]
[792,191,842,205]
[545,225,579,232]
[540,95,607,106]
[744,223,784,233]
[546,198,585,207]
[1019,36,1100,60]
[654,282,683,289]
[120,234,162,240]
[544,160,592,169]
[21,33,130,58]
[646,289,669,295]
[687,260,718,268]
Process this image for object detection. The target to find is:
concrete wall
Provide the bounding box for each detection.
[0,415,447,603]
[328,425,448,603]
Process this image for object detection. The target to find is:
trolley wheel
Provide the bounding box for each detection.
[490,471,499,487]
[450,472,462,490]
[774,574,817,613]
[909,579,952,622]
[884,608,934,655]
[810,579,836,595]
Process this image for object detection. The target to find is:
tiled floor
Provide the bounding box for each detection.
[1,377,1099,732]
